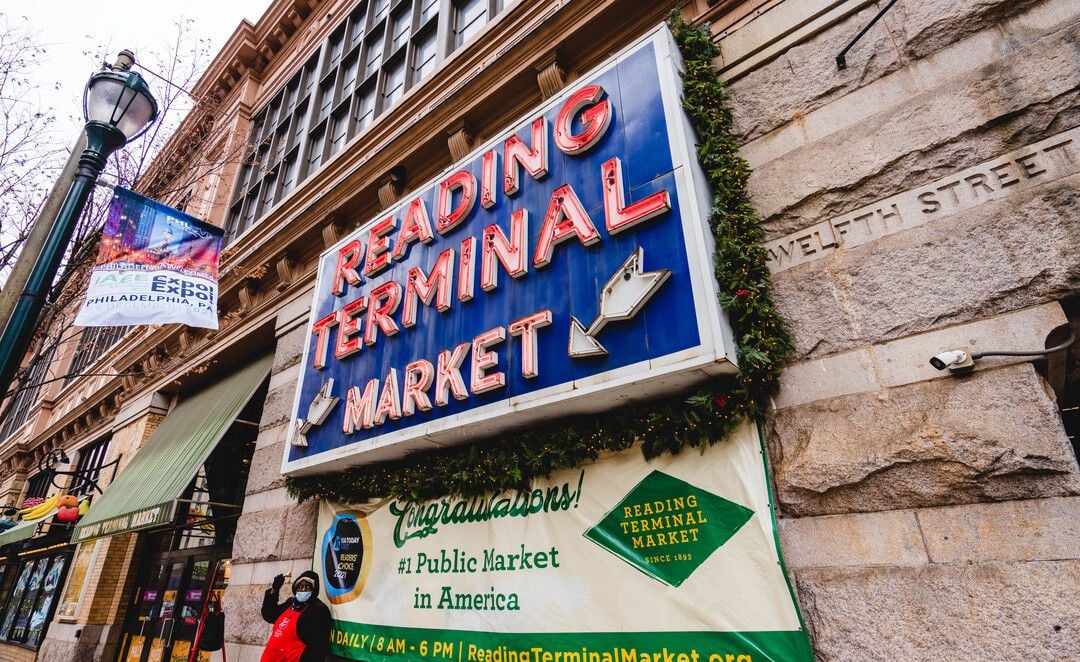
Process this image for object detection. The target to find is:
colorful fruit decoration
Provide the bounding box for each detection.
[53,493,79,522]
[19,496,44,511]
[77,499,90,517]
[55,504,80,522]
[20,493,60,521]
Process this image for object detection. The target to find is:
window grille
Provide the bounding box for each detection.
[24,471,53,501]
[64,325,129,386]
[68,436,112,498]
[225,0,513,243]
[0,343,57,442]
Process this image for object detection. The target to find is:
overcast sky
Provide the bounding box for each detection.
[8,0,272,137]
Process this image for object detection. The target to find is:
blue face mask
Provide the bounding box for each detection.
[295,590,312,603]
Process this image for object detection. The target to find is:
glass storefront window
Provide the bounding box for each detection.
[0,550,71,649]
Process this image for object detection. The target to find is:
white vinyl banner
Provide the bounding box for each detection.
[316,424,812,662]
[75,186,222,329]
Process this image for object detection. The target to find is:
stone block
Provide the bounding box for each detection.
[751,22,1080,235]
[728,4,903,143]
[771,263,860,360]
[272,323,307,375]
[256,418,288,450]
[260,381,297,431]
[774,348,878,410]
[766,363,1080,517]
[281,498,319,559]
[774,301,1066,409]
[222,583,271,647]
[248,558,301,587]
[235,643,268,662]
[246,441,286,495]
[275,290,313,335]
[837,177,1080,347]
[232,508,286,563]
[795,560,1080,660]
[871,303,1068,390]
[887,0,1043,61]
[918,496,1080,563]
[778,510,928,569]
[1000,0,1080,47]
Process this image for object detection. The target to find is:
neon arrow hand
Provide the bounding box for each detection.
[568,247,671,358]
[293,378,340,447]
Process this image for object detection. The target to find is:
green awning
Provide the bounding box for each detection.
[71,354,272,544]
[0,509,55,548]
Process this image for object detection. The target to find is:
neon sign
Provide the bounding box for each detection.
[285,28,736,474]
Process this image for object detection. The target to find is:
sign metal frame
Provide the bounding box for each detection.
[283,27,736,475]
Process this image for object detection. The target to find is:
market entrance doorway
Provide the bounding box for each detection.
[120,548,228,662]
[116,384,265,661]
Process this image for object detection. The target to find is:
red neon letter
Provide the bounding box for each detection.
[310,311,339,369]
[434,343,470,406]
[532,184,601,268]
[458,237,476,303]
[333,297,367,360]
[602,157,671,234]
[343,379,378,433]
[471,326,506,394]
[554,85,611,155]
[363,216,397,277]
[402,359,435,416]
[392,198,434,261]
[481,209,528,292]
[480,150,498,209]
[373,368,402,425]
[363,281,401,346]
[509,310,552,378]
[332,240,364,296]
[402,248,455,328]
[436,170,477,235]
[504,117,548,195]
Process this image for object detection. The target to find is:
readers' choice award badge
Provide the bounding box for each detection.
[322,511,373,605]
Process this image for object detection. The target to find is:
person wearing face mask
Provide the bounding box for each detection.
[260,570,331,662]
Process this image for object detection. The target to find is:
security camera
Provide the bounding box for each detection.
[929,349,971,371]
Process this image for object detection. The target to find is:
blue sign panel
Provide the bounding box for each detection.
[285,28,735,474]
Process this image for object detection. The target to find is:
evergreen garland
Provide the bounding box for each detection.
[284,12,792,504]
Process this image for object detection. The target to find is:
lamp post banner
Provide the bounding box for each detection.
[316,424,813,662]
[74,186,222,329]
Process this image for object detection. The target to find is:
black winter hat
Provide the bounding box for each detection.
[293,570,321,597]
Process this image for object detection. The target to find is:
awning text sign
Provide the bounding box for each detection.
[71,501,174,543]
[285,28,734,473]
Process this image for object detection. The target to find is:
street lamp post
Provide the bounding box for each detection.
[0,51,158,403]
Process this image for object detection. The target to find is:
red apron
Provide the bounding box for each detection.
[260,605,308,662]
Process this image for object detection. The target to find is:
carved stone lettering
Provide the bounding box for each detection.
[766,126,1080,272]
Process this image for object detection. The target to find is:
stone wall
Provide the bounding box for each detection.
[720,0,1080,657]
[221,293,318,662]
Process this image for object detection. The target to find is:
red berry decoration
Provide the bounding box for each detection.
[712,394,729,410]
[735,289,751,298]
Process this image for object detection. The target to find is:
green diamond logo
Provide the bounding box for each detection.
[584,470,754,587]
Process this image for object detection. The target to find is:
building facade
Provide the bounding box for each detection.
[0,0,1077,660]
